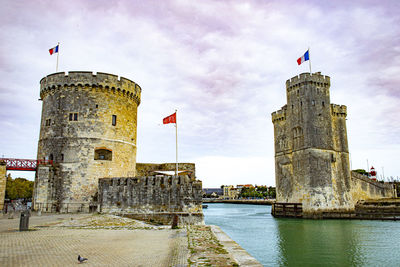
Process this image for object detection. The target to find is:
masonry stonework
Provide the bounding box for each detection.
[0,162,6,211]
[351,171,395,202]
[272,72,395,216]
[99,175,203,224]
[136,163,195,177]
[34,71,141,212]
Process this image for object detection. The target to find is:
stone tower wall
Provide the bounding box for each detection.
[34,71,141,212]
[272,72,353,213]
[272,72,396,215]
[0,162,6,211]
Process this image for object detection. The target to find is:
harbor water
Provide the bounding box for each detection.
[203,203,400,266]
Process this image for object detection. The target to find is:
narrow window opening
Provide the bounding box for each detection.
[61,154,64,162]
[95,104,98,108]
[49,154,53,161]
[322,101,325,107]
[69,113,78,121]
[312,100,315,106]
[112,115,117,126]
[45,119,51,126]
[94,148,112,161]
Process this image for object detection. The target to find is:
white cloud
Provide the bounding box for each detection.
[1,0,399,186]
[195,156,275,187]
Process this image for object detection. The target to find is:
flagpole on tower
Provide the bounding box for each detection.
[308,47,312,74]
[175,109,178,178]
[56,42,60,72]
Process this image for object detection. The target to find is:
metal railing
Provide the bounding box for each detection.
[0,158,53,171]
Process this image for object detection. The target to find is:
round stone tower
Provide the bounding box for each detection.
[34,71,141,212]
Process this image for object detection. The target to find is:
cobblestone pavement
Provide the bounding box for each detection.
[0,213,188,267]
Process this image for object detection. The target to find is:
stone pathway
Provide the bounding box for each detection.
[0,213,261,266]
[0,214,188,267]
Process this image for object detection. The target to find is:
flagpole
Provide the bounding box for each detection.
[175,109,178,178]
[56,42,60,72]
[308,47,312,74]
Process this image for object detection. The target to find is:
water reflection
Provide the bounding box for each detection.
[275,219,364,266]
[204,203,399,266]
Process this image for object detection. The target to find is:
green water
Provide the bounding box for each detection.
[203,203,400,266]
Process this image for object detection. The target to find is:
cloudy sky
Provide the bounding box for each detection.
[1,0,399,187]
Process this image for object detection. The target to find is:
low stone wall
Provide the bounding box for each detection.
[98,175,203,225]
[351,171,396,202]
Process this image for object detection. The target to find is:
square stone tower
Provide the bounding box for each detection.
[271,72,353,214]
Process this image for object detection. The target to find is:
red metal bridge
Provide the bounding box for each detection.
[0,158,53,171]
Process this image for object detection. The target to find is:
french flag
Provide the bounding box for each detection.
[297,50,309,65]
[49,45,59,55]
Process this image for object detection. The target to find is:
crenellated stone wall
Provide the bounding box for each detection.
[136,163,195,177]
[98,175,203,225]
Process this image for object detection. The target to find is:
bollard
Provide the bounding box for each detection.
[171,214,179,229]
[19,210,30,231]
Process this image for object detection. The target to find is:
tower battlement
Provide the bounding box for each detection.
[331,104,347,117]
[286,72,330,92]
[271,106,287,123]
[40,71,141,105]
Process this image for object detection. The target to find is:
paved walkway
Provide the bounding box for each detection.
[0,214,188,267]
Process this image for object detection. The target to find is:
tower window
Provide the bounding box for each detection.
[60,154,64,162]
[45,118,51,126]
[95,104,99,108]
[94,148,112,161]
[312,100,315,106]
[112,115,117,126]
[69,113,78,121]
[322,101,325,107]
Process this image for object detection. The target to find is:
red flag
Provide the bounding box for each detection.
[163,112,176,124]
